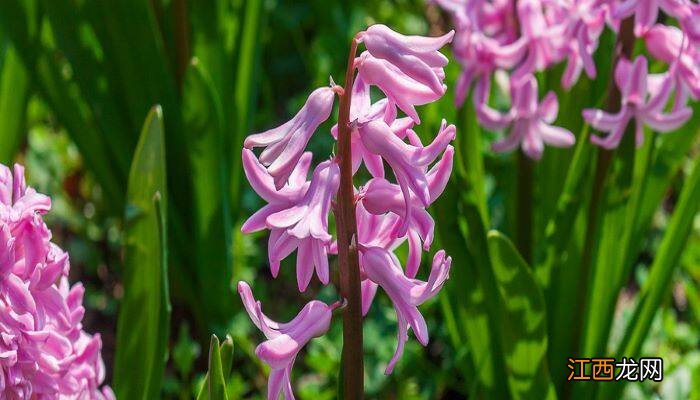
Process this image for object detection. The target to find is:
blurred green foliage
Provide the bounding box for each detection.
[0,0,698,399]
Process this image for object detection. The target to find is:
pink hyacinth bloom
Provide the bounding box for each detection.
[240,148,310,234]
[584,56,692,149]
[354,203,414,316]
[238,281,334,400]
[354,205,402,316]
[437,0,525,105]
[645,24,700,101]
[266,161,339,291]
[358,119,455,235]
[239,23,456,397]
[558,0,607,88]
[330,75,415,178]
[453,37,526,106]
[358,24,454,95]
[480,75,575,160]
[361,247,451,374]
[0,164,113,399]
[613,0,697,37]
[359,145,454,277]
[511,0,567,84]
[244,86,337,190]
[355,52,444,124]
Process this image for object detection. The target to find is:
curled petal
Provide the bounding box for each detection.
[238,280,332,396]
[361,24,454,94]
[361,279,378,316]
[361,246,451,372]
[244,87,336,189]
[357,53,443,123]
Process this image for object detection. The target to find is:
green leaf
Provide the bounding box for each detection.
[182,58,234,329]
[433,95,509,398]
[113,106,170,400]
[41,0,134,175]
[535,124,594,291]
[599,152,700,400]
[0,0,125,210]
[434,180,510,399]
[219,335,234,379]
[229,0,264,219]
[580,130,637,356]
[196,335,230,400]
[487,231,557,400]
[0,44,29,164]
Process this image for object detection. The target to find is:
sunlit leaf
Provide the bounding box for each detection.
[113,106,171,399]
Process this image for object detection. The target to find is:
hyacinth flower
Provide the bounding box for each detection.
[266,161,339,291]
[357,24,454,95]
[556,0,607,88]
[440,0,525,105]
[330,75,415,178]
[360,247,451,374]
[244,86,338,189]
[478,75,575,159]
[511,0,566,84]
[239,23,454,399]
[584,56,692,149]
[240,148,311,235]
[358,119,455,215]
[0,163,113,399]
[359,145,454,277]
[355,50,450,124]
[238,282,337,400]
[613,0,698,37]
[645,24,700,103]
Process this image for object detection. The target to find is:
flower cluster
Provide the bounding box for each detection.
[435,0,698,157]
[239,25,455,399]
[0,164,113,399]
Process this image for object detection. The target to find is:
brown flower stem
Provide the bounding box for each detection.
[564,15,635,400]
[516,151,534,264]
[335,37,364,400]
[511,0,533,264]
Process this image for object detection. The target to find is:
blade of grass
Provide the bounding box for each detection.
[113,106,170,399]
[0,45,29,164]
[183,58,234,331]
[196,335,230,400]
[599,151,700,399]
[41,0,134,175]
[0,0,125,210]
[433,97,510,397]
[572,127,636,400]
[582,105,699,399]
[626,104,700,267]
[229,0,264,221]
[434,182,509,399]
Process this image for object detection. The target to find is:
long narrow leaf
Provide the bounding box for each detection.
[0,45,29,164]
[196,335,232,400]
[599,153,700,399]
[113,106,170,399]
[183,59,234,329]
[0,0,125,210]
[229,0,264,219]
